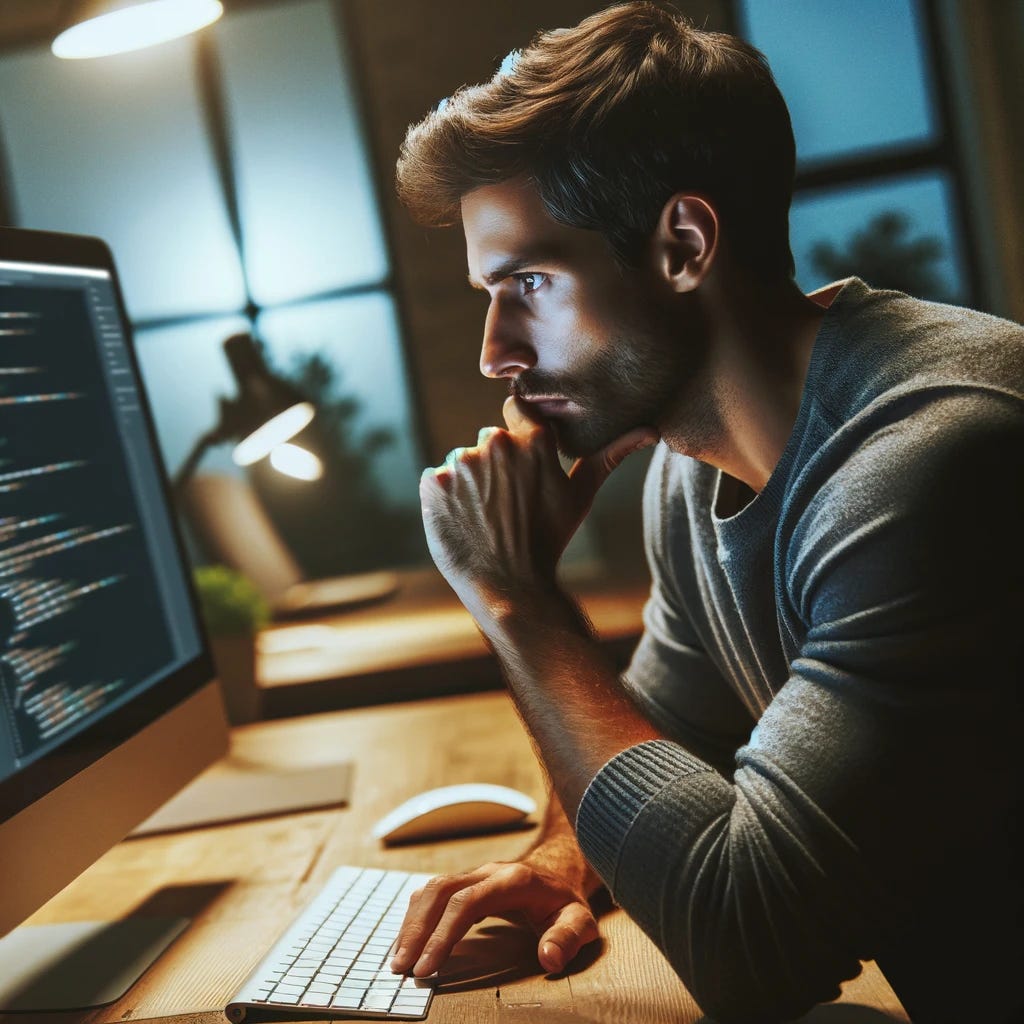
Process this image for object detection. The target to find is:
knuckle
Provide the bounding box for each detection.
[421,874,457,900]
[447,888,476,914]
[497,862,533,887]
[399,921,427,944]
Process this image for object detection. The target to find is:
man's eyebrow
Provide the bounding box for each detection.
[467,247,566,289]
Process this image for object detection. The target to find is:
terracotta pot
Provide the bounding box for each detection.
[209,632,261,725]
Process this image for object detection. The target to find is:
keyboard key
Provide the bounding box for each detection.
[336,981,368,997]
[331,993,364,1010]
[306,981,337,994]
[362,992,396,1011]
[271,983,306,997]
[395,988,431,1006]
[300,991,334,1007]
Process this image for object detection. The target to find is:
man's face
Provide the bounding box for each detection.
[462,179,705,458]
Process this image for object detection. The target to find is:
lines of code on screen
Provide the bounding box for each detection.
[0,283,174,773]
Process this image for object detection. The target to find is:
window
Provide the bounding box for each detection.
[0,0,427,576]
[736,0,977,306]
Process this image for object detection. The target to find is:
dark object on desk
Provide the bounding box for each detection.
[182,472,401,617]
[131,756,354,835]
[0,918,189,1012]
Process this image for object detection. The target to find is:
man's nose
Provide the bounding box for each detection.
[479,300,536,379]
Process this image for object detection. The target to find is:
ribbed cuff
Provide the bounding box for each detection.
[576,740,713,890]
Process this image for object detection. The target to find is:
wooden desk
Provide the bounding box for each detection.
[257,569,649,716]
[10,692,910,1024]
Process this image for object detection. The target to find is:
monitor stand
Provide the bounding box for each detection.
[0,917,189,1011]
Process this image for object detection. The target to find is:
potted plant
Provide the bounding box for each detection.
[193,565,270,724]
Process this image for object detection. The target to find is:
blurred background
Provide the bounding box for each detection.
[0,0,1021,588]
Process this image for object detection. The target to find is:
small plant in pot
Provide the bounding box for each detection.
[193,565,270,725]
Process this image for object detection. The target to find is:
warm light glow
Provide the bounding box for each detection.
[52,1,223,60]
[269,443,323,481]
[232,402,315,466]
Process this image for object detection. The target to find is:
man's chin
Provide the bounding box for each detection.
[550,421,612,460]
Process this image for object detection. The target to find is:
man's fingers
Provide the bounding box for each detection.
[407,880,503,977]
[390,871,487,973]
[537,901,600,974]
[568,427,658,498]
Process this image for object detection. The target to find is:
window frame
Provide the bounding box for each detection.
[728,0,983,309]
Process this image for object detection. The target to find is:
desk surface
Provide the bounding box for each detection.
[257,569,650,714]
[12,692,910,1024]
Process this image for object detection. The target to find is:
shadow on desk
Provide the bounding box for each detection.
[700,1005,904,1023]
[436,923,605,993]
[1,882,232,1016]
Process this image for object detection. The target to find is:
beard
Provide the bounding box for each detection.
[512,312,718,460]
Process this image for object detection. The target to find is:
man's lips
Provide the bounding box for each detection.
[519,396,578,415]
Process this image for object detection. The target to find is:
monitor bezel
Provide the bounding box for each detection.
[0,225,219,824]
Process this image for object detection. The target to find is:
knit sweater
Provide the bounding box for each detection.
[575,278,1024,1024]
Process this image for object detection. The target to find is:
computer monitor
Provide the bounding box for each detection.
[0,226,230,1007]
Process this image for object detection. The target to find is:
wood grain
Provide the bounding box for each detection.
[3,692,910,1024]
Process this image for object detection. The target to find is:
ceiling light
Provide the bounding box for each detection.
[53,0,223,60]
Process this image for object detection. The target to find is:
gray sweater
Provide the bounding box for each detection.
[575,278,1024,1024]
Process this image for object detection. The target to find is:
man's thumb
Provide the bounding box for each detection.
[537,901,600,974]
[569,428,659,498]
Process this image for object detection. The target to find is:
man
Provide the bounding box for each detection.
[389,4,1024,1022]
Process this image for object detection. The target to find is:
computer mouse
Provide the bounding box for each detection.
[371,783,537,844]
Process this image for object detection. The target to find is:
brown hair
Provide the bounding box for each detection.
[396,1,796,276]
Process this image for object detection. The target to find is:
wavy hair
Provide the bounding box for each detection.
[396,2,796,277]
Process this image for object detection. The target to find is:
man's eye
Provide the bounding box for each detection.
[515,272,548,295]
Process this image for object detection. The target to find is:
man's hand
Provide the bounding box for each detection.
[390,847,600,979]
[419,396,657,614]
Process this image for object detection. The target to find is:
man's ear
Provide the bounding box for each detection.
[653,194,719,293]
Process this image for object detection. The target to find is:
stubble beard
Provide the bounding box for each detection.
[513,325,719,461]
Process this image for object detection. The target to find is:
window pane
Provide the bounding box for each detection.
[214,0,390,307]
[790,171,967,303]
[739,0,938,165]
[0,41,247,321]
[134,316,251,479]
[253,293,426,574]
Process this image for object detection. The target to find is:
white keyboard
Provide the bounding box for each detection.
[225,865,435,1021]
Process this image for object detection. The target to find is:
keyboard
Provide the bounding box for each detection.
[225,865,435,1021]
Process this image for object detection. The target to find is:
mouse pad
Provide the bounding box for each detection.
[130,759,354,836]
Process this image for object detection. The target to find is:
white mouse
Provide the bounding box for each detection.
[372,783,537,844]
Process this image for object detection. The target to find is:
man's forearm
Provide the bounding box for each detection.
[475,581,663,820]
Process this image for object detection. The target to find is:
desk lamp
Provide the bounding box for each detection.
[53,0,223,59]
[173,332,320,495]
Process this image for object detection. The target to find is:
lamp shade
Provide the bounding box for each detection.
[220,333,315,467]
[52,0,223,60]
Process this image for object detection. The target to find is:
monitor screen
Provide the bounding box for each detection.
[0,228,228,951]
[0,255,204,784]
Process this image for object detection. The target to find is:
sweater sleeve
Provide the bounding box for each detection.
[576,390,1024,1024]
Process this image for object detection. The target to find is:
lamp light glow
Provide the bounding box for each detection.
[269,444,323,481]
[52,0,223,60]
[232,402,315,466]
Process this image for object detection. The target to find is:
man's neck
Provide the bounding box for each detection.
[663,275,840,494]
